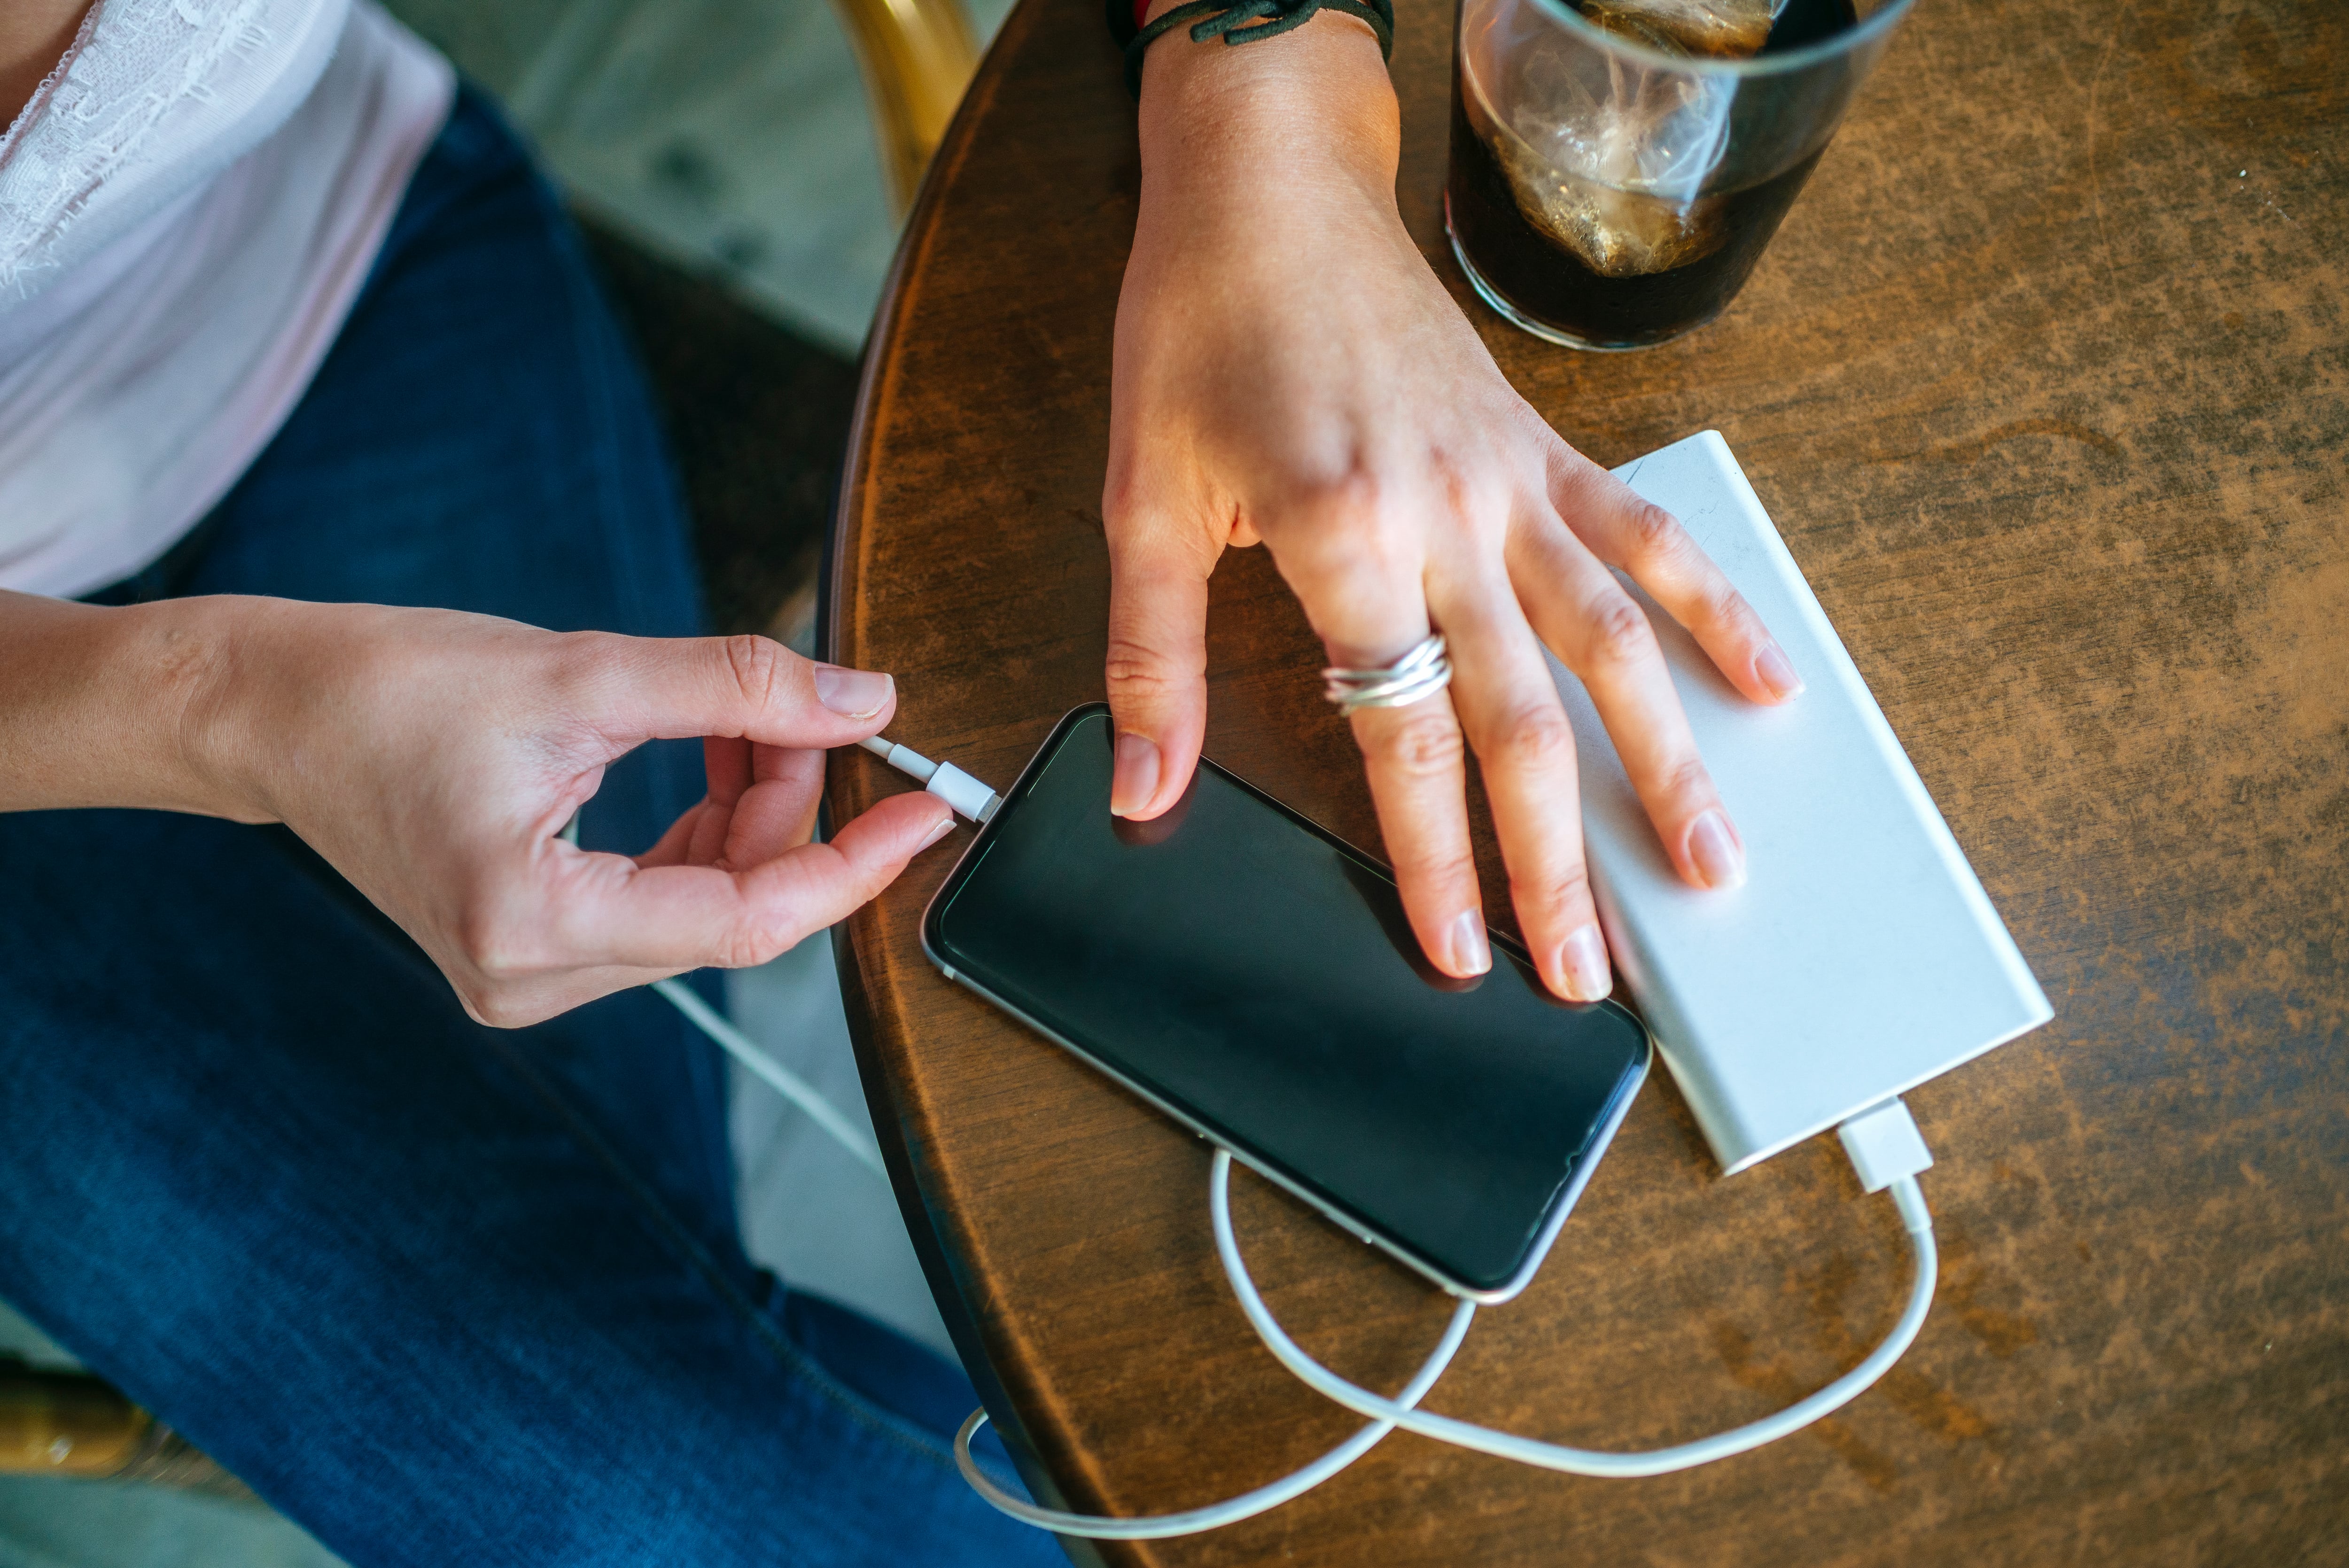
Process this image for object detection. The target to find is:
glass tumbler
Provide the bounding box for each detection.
[1447,0,1916,350]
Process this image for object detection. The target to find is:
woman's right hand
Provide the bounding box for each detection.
[0,591,953,1027]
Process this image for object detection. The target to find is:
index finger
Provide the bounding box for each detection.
[1103,512,1215,820]
[568,632,903,753]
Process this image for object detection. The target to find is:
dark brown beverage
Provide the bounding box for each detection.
[1446,0,1857,350]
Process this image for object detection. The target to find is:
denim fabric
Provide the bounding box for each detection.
[0,90,1058,1568]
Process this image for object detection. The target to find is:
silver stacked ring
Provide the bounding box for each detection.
[1322,633,1452,716]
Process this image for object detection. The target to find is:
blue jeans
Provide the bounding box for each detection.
[0,91,1057,1568]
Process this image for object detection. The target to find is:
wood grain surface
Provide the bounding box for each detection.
[819,0,2348,1560]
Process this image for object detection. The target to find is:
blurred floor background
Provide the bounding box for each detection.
[0,0,1019,1558]
[396,0,1015,356]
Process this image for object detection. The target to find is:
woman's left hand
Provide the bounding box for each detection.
[1099,10,1801,1002]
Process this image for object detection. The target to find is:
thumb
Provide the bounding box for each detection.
[555,788,954,974]
[568,632,899,751]
[1104,520,1213,820]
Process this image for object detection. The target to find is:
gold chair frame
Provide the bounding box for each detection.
[833,0,981,213]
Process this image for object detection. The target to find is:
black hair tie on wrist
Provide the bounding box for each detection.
[1123,0,1396,98]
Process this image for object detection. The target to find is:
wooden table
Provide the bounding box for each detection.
[820,0,2348,1560]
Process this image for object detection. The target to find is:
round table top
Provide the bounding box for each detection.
[819,0,2349,1559]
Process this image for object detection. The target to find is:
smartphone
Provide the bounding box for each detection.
[922,705,1650,1303]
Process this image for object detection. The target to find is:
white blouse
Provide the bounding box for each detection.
[0,0,452,596]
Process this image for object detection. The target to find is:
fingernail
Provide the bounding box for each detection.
[1687,809,1746,891]
[1754,643,1804,700]
[814,665,894,718]
[1111,732,1161,817]
[1562,923,1611,1001]
[1447,909,1492,977]
[919,814,956,850]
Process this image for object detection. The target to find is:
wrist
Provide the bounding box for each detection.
[111,595,284,823]
[1134,2,1400,197]
[164,595,309,826]
[93,594,304,824]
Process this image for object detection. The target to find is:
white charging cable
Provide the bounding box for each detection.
[559,808,888,1179]
[951,1298,1475,1539]
[643,735,1000,1180]
[651,977,888,1179]
[961,1102,1936,1535]
[1209,1098,1938,1480]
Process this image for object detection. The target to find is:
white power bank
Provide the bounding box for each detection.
[1550,432,2051,1175]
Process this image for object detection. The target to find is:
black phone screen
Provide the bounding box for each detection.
[924,706,1649,1296]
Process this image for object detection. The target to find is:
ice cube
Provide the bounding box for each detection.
[1577,0,1776,59]
[1464,54,1733,277]
[1458,3,1761,279]
[1489,119,1729,276]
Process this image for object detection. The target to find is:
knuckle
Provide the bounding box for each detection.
[1103,633,1203,698]
[1299,468,1385,529]
[1304,551,1415,629]
[717,925,789,971]
[1481,703,1576,776]
[1424,455,1481,528]
[455,931,522,984]
[1101,469,1145,531]
[1289,476,1422,575]
[705,878,799,970]
[1585,591,1658,671]
[1369,707,1466,781]
[1622,500,1685,562]
[1427,450,1514,543]
[468,989,536,1031]
[718,633,790,708]
[1517,858,1593,921]
[451,985,495,1027]
[1660,753,1714,807]
[1399,844,1478,894]
[547,629,622,699]
[453,895,537,983]
[1694,578,1749,632]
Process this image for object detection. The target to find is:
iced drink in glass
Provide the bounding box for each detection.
[1447,0,1914,349]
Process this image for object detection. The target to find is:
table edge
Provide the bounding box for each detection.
[818,0,1123,1552]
